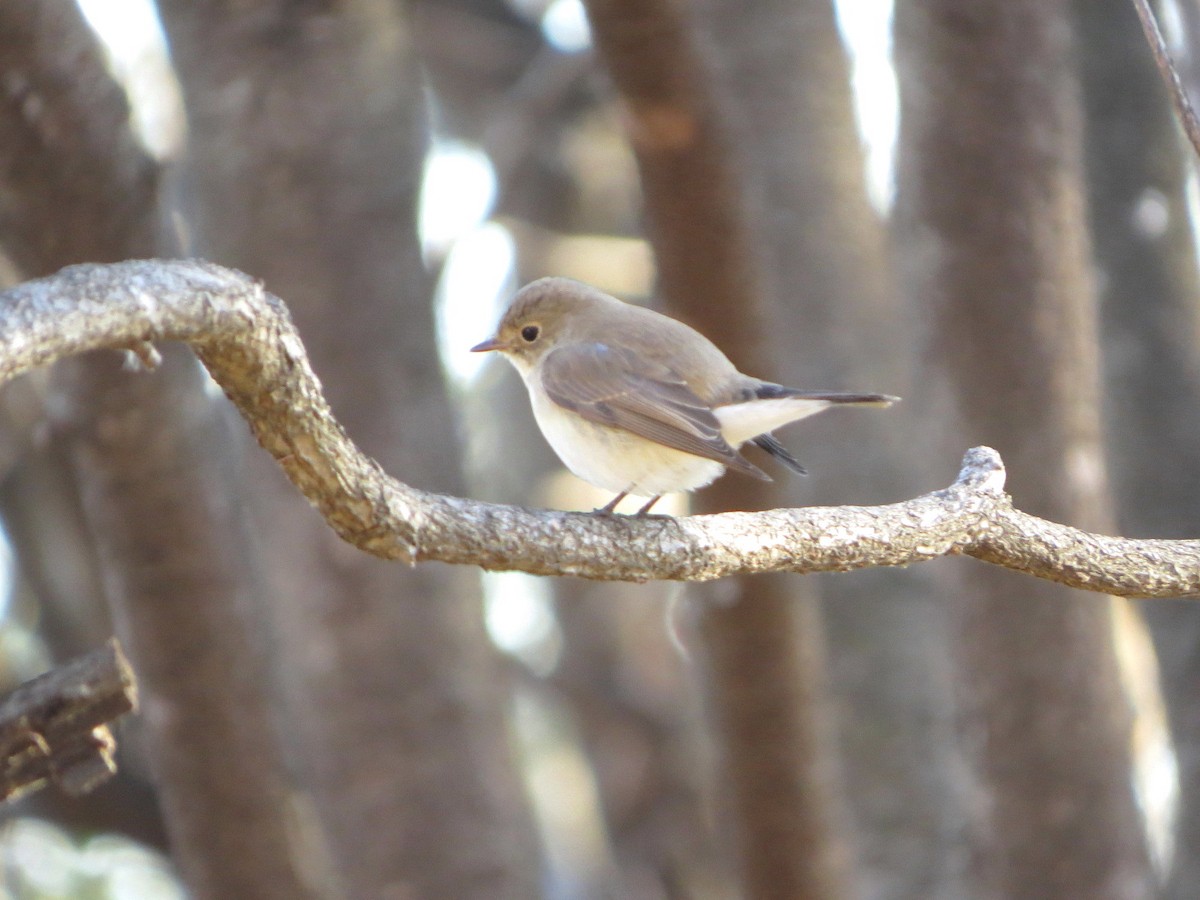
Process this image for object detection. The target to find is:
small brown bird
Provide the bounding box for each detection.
[472,277,898,515]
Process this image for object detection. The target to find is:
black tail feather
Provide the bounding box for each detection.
[753,383,899,406]
[752,434,807,476]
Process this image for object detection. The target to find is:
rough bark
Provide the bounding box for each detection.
[155,2,542,895]
[894,1,1157,895]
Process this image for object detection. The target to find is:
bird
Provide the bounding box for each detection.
[471,277,898,515]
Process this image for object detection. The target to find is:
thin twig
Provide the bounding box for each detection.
[1131,0,1200,160]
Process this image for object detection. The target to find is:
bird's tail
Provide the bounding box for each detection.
[755,384,900,407]
[744,386,899,476]
[752,434,807,475]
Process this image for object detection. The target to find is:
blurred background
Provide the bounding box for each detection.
[0,0,1197,897]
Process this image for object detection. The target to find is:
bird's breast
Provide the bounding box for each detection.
[523,375,725,497]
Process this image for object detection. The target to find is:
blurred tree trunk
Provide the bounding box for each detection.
[894,2,1156,896]
[412,2,719,885]
[1075,0,1200,893]
[470,313,720,898]
[696,1,973,896]
[468,101,726,894]
[549,583,730,898]
[583,0,855,897]
[1078,3,1200,532]
[0,1,317,895]
[52,350,324,899]
[155,1,541,896]
[0,411,110,664]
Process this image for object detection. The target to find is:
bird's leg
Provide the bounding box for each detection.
[595,491,629,515]
[635,495,664,516]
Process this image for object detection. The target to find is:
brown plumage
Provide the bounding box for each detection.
[472,277,898,514]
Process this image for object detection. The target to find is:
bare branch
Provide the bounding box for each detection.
[1131,0,1200,160]
[0,638,137,802]
[0,260,1196,597]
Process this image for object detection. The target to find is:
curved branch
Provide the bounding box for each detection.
[1,260,1197,597]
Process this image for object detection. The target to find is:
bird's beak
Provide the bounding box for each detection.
[470,336,505,353]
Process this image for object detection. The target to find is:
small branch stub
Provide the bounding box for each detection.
[0,639,138,802]
[954,446,1007,493]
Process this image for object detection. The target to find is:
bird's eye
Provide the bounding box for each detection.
[521,325,540,342]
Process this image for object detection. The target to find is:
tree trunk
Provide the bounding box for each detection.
[52,349,323,899]
[893,1,1156,895]
[696,1,973,895]
[0,1,317,894]
[155,1,542,895]
[583,0,855,896]
[1075,0,1200,893]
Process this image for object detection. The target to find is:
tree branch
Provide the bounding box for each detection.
[1131,0,1200,160]
[0,638,137,801]
[0,259,1196,597]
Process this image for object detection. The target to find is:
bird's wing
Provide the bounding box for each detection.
[540,342,769,480]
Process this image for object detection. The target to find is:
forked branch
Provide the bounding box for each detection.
[1,260,1197,597]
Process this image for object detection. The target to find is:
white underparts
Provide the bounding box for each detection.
[713,397,833,446]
